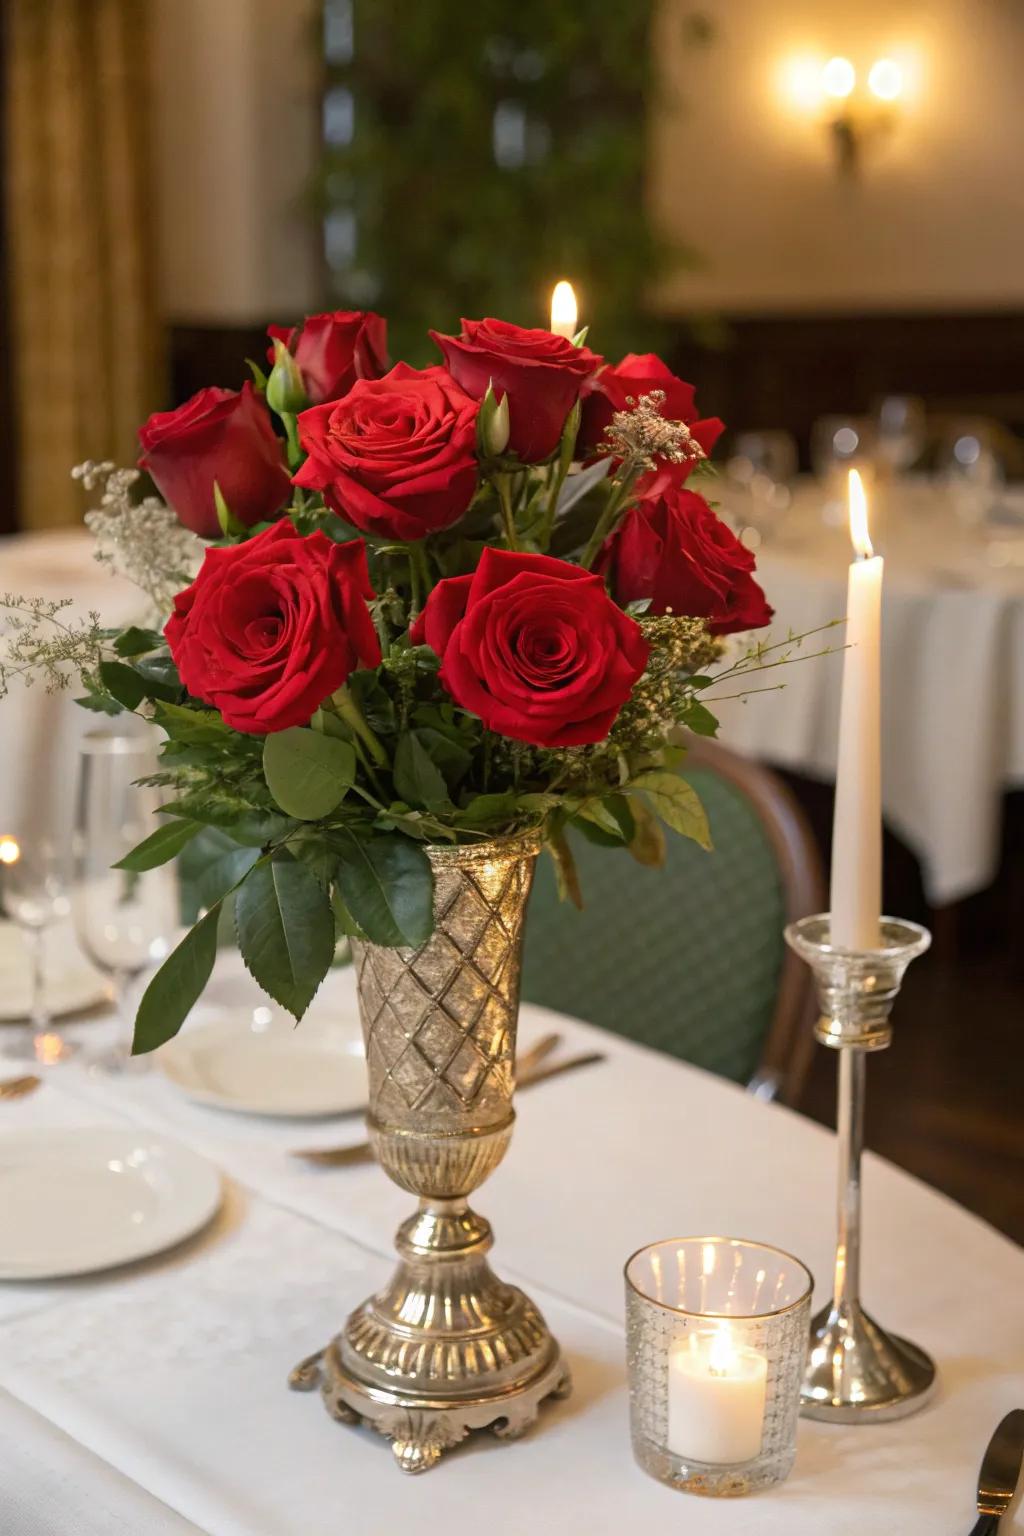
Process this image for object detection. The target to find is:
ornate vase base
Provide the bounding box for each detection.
[290,1339,571,1474]
[800,1299,936,1422]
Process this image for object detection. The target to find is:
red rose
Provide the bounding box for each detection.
[578,353,724,469]
[266,310,388,405]
[164,522,381,734]
[292,363,479,542]
[430,317,604,464]
[138,383,291,539]
[600,486,773,636]
[410,547,648,748]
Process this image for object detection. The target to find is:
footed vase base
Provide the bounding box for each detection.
[290,1339,571,1473]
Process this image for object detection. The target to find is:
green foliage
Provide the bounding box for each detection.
[114,818,203,872]
[317,0,694,361]
[262,727,356,819]
[333,831,434,947]
[133,905,221,1055]
[234,853,336,1018]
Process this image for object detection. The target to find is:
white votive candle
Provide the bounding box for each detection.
[667,1327,768,1465]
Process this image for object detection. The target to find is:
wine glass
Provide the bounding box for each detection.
[0,831,76,1064]
[937,420,1006,529]
[874,395,926,475]
[811,415,874,526]
[726,431,797,542]
[72,732,180,1073]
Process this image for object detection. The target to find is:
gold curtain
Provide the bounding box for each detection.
[4,0,162,529]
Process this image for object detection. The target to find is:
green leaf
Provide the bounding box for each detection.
[245,357,269,392]
[630,771,712,850]
[153,701,229,743]
[680,700,720,738]
[131,653,180,702]
[112,626,164,658]
[214,480,247,538]
[334,832,434,948]
[393,732,450,811]
[178,826,261,908]
[546,824,583,909]
[626,797,667,868]
[98,660,148,710]
[263,727,356,820]
[114,818,202,872]
[234,854,335,1018]
[454,791,519,827]
[132,905,221,1054]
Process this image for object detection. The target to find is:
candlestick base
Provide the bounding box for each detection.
[801,1299,936,1422]
[785,915,934,1424]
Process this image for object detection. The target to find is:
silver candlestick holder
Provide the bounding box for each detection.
[785,914,933,1423]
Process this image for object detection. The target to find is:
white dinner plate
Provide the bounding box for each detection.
[0,1128,222,1280]
[0,921,110,1022]
[157,1009,367,1118]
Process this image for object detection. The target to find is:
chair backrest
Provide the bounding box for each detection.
[520,739,825,1106]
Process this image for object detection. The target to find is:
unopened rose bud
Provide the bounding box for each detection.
[478,380,511,457]
[266,337,308,415]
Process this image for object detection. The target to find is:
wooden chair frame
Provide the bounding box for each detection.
[686,737,826,1108]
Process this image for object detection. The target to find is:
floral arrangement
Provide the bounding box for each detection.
[1,311,785,1055]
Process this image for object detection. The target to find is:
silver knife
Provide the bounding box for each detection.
[971,1408,1024,1535]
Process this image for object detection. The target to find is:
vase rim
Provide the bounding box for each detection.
[425,830,544,867]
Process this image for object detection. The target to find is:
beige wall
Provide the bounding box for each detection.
[151,0,321,324]
[652,0,1024,314]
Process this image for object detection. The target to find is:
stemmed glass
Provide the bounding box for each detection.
[72,732,180,1073]
[0,831,77,1064]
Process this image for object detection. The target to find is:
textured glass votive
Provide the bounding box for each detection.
[625,1237,813,1496]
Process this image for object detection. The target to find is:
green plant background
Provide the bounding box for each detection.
[317,0,708,363]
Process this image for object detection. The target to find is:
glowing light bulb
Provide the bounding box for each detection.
[868,58,903,101]
[848,469,873,559]
[550,280,577,339]
[822,56,856,99]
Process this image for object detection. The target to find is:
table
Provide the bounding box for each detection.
[713,478,1024,905]
[2,962,1022,1534]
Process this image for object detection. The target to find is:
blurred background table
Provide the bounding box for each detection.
[714,477,1024,905]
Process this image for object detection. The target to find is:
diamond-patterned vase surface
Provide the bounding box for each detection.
[352,836,541,1135]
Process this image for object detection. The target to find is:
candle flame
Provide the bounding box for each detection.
[707,1324,738,1377]
[848,468,873,558]
[550,280,577,337]
[0,835,20,866]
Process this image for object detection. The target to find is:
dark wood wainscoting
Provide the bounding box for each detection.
[669,311,1024,468]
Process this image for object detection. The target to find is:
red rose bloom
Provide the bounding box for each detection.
[164,522,381,734]
[578,353,724,469]
[600,486,773,636]
[266,310,388,405]
[292,363,479,542]
[138,383,291,539]
[430,317,604,464]
[411,547,648,748]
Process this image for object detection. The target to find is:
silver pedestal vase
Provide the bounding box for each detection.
[785,914,934,1422]
[290,834,570,1473]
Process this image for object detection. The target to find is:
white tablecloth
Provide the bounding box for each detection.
[1,963,1022,1534]
[714,479,1024,905]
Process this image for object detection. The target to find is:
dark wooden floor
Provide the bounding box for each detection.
[785,773,1024,1247]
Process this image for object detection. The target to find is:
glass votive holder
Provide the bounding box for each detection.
[625,1236,813,1497]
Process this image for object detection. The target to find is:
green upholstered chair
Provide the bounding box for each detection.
[521,739,825,1107]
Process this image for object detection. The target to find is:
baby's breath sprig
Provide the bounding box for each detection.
[0,595,105,700]
[74,461,201,619]
[599,389,707,476]
[579,391,706,570]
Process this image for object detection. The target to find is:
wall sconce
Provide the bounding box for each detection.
[820,55,904,177]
